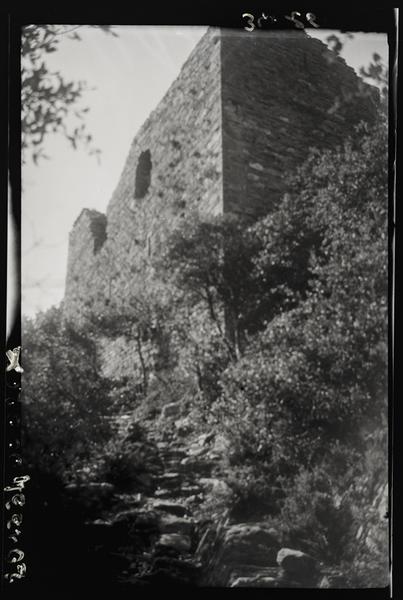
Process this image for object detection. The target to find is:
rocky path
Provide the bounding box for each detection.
[77,420,222,586]
[76,414,343,588]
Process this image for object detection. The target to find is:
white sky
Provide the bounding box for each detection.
[20,26,388,318]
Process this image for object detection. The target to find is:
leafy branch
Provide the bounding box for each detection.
[21,24,117,164]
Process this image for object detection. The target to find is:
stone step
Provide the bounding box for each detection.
[160,460,187,468]
[154,485,203,502]
[148,499,190,517]
[178,485,202,496]
[160,447,186,455]
[156,476,197,488]
[159,514,196,536]
[157,472,182,482]
[230,575,279,587]
[155,481,183,493]
[228,565,279,579]
[184,494,205,507]
[156,533,192,553]
[136,556,202,586]
[154,489,174,499]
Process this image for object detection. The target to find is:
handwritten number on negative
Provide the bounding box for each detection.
[306,13,320,28]
[285,11,304,29]
[242,13,255,31]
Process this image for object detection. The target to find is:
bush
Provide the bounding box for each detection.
[22,307,115,481]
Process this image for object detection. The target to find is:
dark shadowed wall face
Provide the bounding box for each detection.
[220,29,379,218]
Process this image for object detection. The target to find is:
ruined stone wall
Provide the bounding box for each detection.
[64,28,379,351]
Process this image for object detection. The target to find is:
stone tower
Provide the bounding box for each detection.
[64,28,378,326]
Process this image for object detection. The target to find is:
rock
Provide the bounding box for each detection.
[112,508,141,525]
[150,499,189,517]
[157,472,181,483]
[114,492,142,506]
[276,548,319,583]
[87,481,115,493]
[148,557,202,585]
[159,514,195,536]
[65,481,115,496]
[224,523,279,548]
[153,556,201,576]
[174,417,192,436]
[197,431,215,446]
[154,489,172,499]
[157,441,169,450]
[319,575,331,588]
[213,434,229,453]
[199,478,230,495]
[325,573,348,587]
[112,508,160,531]
[156,533,191,553]
[219,523,280,567]
[231,576,277,587]
[187,445,208,458]
[134,512,161,531]
[64,481,115,510]
[179,485,202,497]
[230,577,254,587]
[184,494,204,506]
[206,452,222,461]
[160,402,181,419]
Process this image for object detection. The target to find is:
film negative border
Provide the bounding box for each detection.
[2,5,399,594]
[3,348,29,585]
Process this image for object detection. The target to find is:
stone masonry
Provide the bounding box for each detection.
[64,27,378,330]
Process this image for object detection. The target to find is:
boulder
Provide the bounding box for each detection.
[220,523,280,567]
[276,548,319,583]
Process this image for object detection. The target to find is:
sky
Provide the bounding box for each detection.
[19,26,389,319]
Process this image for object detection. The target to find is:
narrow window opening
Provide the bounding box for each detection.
[134,150,152,199]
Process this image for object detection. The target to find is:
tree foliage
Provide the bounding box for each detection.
[21,25,117,164]
[205,119,388,578]
[22,306,115,479]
